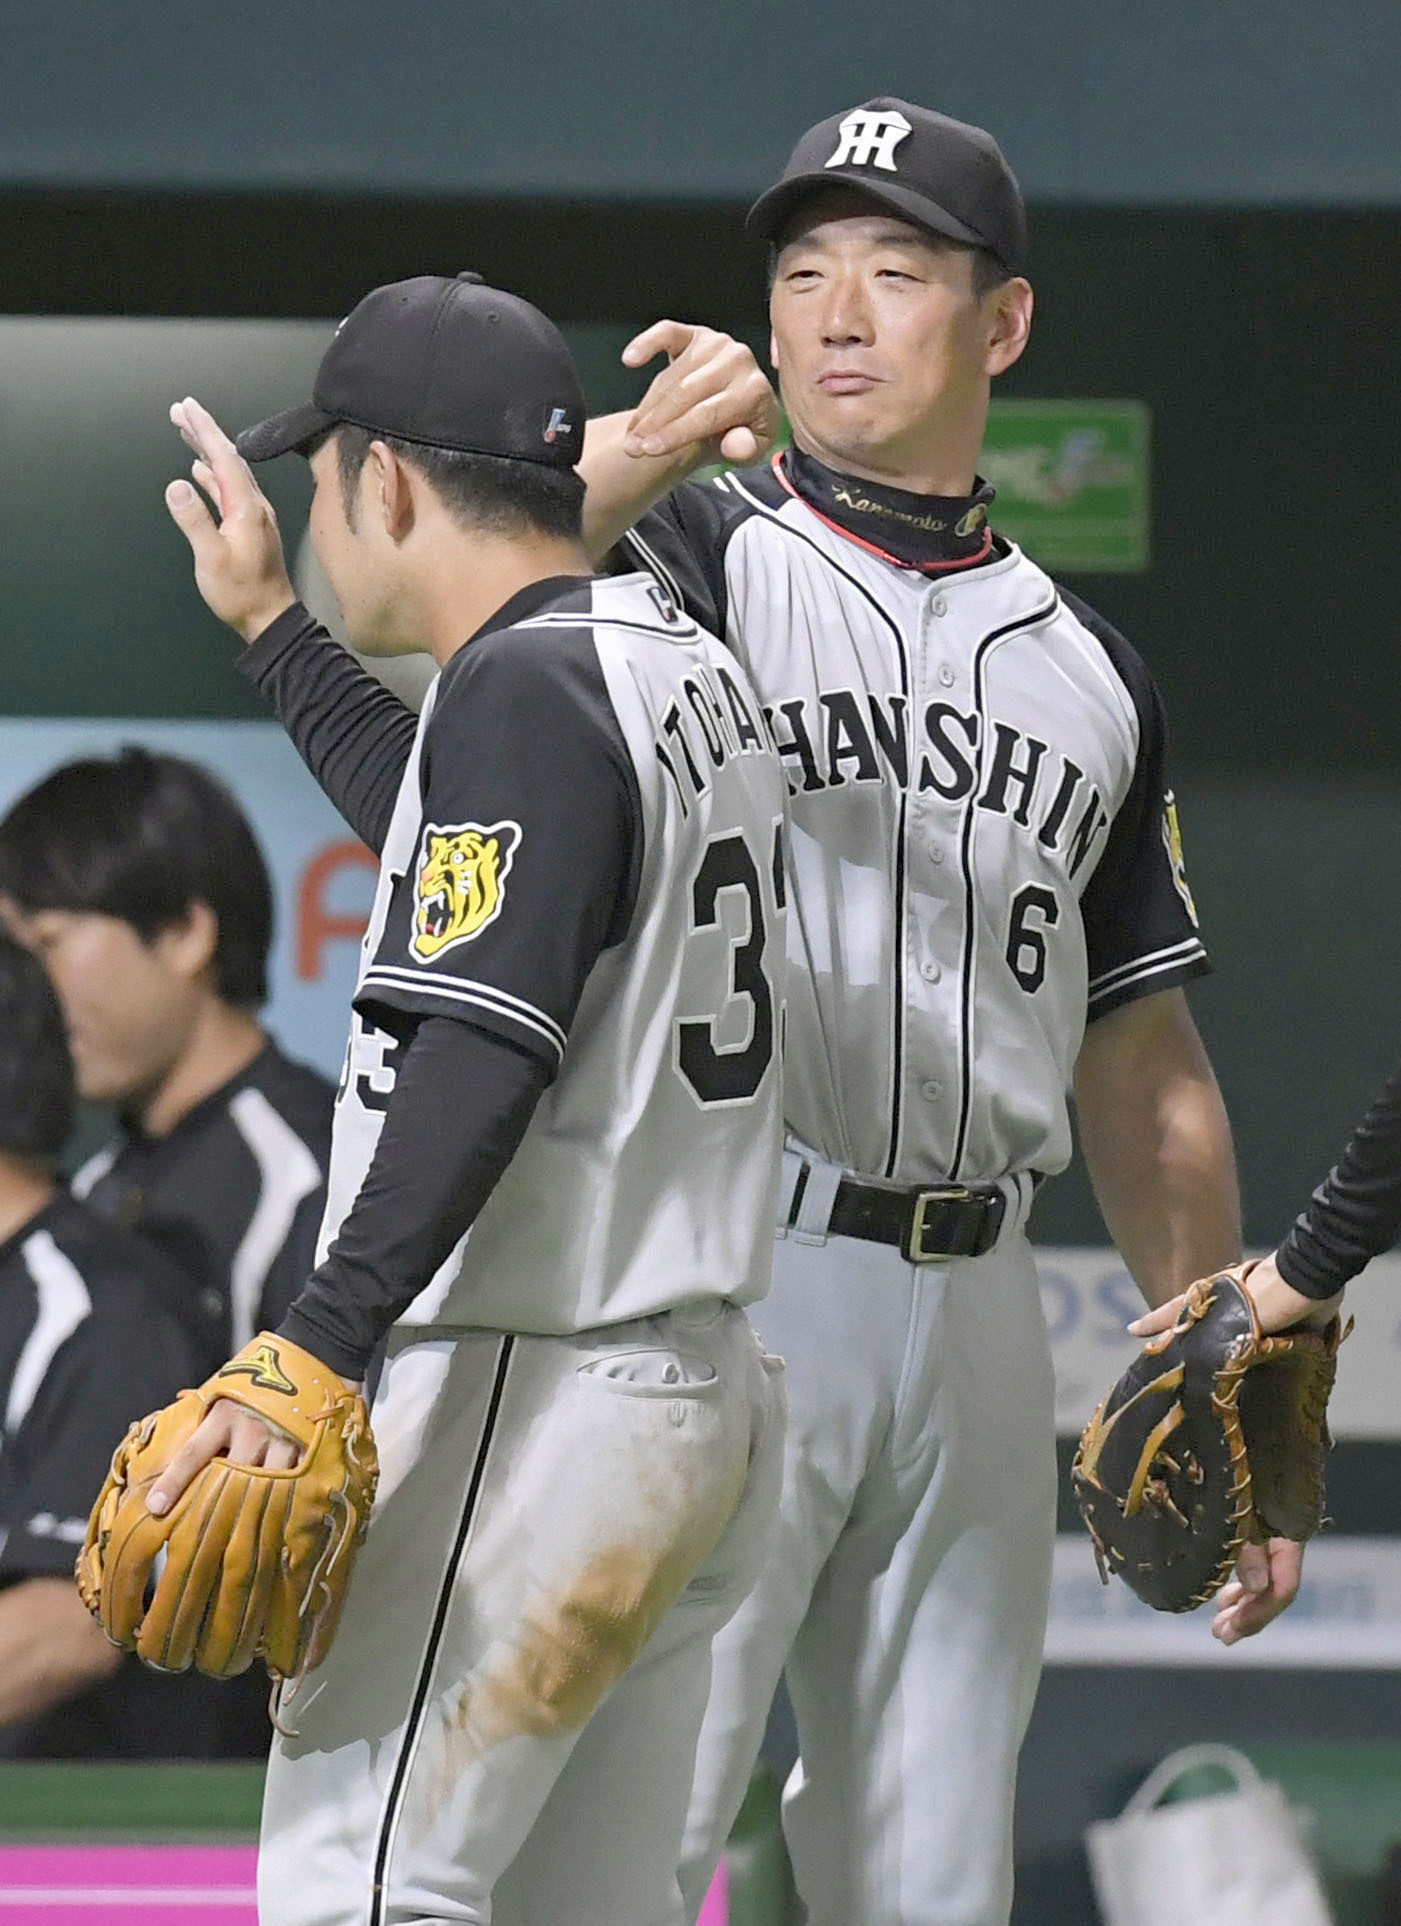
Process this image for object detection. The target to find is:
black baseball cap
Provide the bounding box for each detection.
[237,272,585,469]
[747,97,1026,277]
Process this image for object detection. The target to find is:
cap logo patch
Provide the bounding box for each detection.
[543,406,574,444]
[825,108,913,173]
[410,820,522,961]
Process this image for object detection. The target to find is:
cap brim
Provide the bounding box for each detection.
[235,402,339,464]
[747,172,991,257]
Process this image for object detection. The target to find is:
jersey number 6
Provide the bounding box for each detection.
[1005,883,1061,994]
[677,822,786,1107]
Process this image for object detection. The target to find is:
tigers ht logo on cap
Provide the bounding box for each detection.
[825,108,913,173]
[410,820,522,961]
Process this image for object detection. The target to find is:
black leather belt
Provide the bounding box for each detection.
[789,1167,1007,1264]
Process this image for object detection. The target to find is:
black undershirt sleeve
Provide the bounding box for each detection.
[1276,1064,1401,1298]
[238,603,420,855]
[275,1016,549,1378]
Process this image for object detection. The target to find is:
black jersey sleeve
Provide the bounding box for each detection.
[239,603,420,855]
[1063,592,1211,1021]
[0,1294,196,1582]
[278,1018,549,1379]
[355,625,643,1074]
[1276,1063,1401,1298]
[616,478,736,639]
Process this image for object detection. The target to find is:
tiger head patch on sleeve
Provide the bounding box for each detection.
[410,820,522,962]
[1161,792,1199,927]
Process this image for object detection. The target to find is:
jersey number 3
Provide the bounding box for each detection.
[677,824,785,1107]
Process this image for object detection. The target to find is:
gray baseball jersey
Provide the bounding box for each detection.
[624,457,1207,1185]
[317,570,789,1334]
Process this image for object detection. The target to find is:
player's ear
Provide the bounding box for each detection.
[154,901,219,984]
[366,440,416,541]
[985,278,1033,378]
[769,328,781,374]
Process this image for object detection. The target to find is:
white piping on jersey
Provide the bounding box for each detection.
[227,1087,324,1354]
[363,966,568,1064]
[949,595,1062,1180]
[69,1141,118,1201]
[621,528,686,613]
[1087,935,1208,1007]
[512,610,702,644]
[6,1230,91,1440]
[710,472,920,1178]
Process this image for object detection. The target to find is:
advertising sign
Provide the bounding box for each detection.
[982,399,1150,572]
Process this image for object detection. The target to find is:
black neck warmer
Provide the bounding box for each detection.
[781,445,998,573]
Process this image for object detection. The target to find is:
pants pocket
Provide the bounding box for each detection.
[575,1348,720,1397]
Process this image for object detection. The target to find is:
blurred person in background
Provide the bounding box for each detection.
[0,929,210,1757]
[0,748,335,1755]
[0,748,333,1376]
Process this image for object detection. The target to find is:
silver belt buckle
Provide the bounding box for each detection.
[906,1185,980,1264]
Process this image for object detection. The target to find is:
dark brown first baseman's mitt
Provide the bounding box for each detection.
[1072,1270,1345,1612]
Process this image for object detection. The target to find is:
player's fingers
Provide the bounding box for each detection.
[148,1406,237,1516]
[1126,1293,1186,1338]
[621,319,697,369]
[165,478,220,551]
[171,397,260,520]
[1235,1539,1272,1593]
[189,459,220,509]
[719,426,762,463]
[1214,1539,1303,1644]
[1265,1537,1305,1607]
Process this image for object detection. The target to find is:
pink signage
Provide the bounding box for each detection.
[0,1846,257,1923]
[0,1846,728,1922]
[697,1857,729,1925]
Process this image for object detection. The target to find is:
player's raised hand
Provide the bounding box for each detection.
[621,322,781,465]
[166,396,297,644]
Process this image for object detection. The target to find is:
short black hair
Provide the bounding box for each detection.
[0,930,75,1159]
[331,425,585,540]
[0,749,273,1008]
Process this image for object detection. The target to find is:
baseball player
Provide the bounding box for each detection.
[578,100,1252,1926]
[152,272,787,1926]
[0,750,334,1382]
[0,931,210,1758]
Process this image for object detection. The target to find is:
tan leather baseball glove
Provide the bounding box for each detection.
[76,1332,377,1681]
[1072,1270,1345,1612]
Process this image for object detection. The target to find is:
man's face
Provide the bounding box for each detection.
[307,437,418,658]
[2,905,202,1106]
[768,191,1015,482]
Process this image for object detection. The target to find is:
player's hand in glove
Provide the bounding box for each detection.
[620,322,782,466]
[1129,1252,1344,1342]
[1072,1269,1345,1633]
[1126,1258,1345,1643]
[76,1333,377,1684]
[166,395,297,643]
